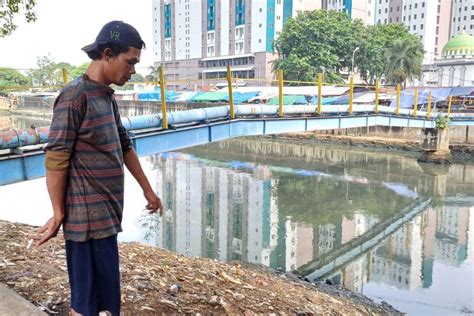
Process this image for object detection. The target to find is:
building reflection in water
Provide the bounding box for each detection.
[137,149,472,301]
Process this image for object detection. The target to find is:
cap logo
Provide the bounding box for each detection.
[110,31,121,41]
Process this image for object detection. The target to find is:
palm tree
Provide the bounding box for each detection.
[385,37,424,87]
[146,66,160,84]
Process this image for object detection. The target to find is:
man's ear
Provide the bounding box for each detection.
[103,48,113,60]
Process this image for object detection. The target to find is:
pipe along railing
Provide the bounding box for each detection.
[2,103,470,151]
[1,66,471,151]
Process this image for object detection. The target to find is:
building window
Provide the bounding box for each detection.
[421,24,424,29]
[164,4,172,38]
[236,0,245,25]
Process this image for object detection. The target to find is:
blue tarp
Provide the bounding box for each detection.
[190,91,259,104]
[397,88,451,108]
[450,86,474,97]
[226,91,260,104]
[310,96,340,105]
[390,87,474,108]
[137,90,180,101]
[329,92,368,105]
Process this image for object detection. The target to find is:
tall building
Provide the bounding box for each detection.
[322,0,375,24]
[152,0,319,90]
[374,0,453,64]
[450,0,474,38]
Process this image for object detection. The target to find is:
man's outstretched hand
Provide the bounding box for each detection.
[34,216,63,248]
[144,190,163,216]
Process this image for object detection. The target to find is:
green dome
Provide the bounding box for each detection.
[442,32,474,58]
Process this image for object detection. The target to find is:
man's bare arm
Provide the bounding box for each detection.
[34,169,68,247]
[123,149,163,215]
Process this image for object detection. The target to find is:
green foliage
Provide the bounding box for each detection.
[0,60,89,91]
[357,24,420,84]
[435,114,449,129]
[1,0,37,37]
[130,73,145,82]
[273,10,364,84]
[69,62,90,80]
[385,37,424,86]
[28,55,74,87]
[273,11,424,85]
[146,66,160,83]
[0,67,30,91]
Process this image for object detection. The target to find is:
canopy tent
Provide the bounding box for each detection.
[390,87,474,108]
[137,90,180,101]
[190,91,259,104]
[267,95,308,105]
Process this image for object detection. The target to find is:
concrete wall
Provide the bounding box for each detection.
[322,126,473,144]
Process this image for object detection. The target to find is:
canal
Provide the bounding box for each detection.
[1,114,473,315]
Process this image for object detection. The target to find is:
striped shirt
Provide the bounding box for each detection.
[44,75,133,242]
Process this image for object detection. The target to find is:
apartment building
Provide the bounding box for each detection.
[152,0,319,89]
[322,0,375,24]
[373,0,453,64]
[450,0,474,38]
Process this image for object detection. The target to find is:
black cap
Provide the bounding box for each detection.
[82,20,145,53]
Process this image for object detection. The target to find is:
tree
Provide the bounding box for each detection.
[69,62,90,80]
[28,55,74,87]
[0,67,30,92]
[146,66,160,83]
[385,37,424,87]
[1,0,37,37]
[273,10,365,84]
[356,23,423,84]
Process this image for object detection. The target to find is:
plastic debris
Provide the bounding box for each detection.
[0,220,401,315]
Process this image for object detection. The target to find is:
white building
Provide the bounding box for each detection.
[152,0,318,90]
[322,0,375,25]
[421,32,474,86]
[373,0,452,64]
[450,0,474,38]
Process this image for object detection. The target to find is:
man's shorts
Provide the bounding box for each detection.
[65,234,120,316]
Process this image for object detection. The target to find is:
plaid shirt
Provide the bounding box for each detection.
[44,75,133,241]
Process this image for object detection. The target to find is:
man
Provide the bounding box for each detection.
[34,21,162,316]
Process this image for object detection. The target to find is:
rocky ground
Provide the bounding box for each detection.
[0,220,401,315]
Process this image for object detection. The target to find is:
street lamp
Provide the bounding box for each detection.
[351,46,360,76]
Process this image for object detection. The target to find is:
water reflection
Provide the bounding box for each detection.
[0,118,472,313]
[0,115,51,131]
[130,138,473,314]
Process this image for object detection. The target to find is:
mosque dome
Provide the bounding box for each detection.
[442,31,474,59]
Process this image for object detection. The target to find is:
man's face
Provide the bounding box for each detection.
[104,47,141,86]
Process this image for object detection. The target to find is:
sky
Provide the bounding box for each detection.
[0,0,154,75]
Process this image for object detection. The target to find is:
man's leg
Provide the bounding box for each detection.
[65,239,98,316]
[92,235,121,316]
